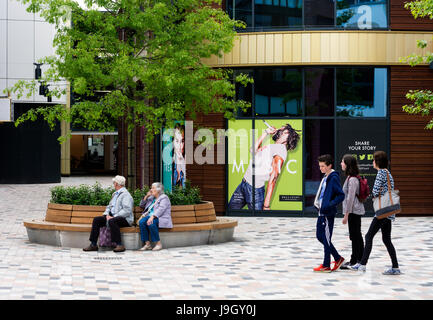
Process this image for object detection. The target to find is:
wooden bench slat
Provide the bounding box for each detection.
[171,205,195,212]
[196,215,217,223]
[46,208,72,217]
[120,227,139,233]
[26,217,236,233]
[171,217,197,224]
[70,217,95,224]
[48,203,73,210]
[72,205,107,212]
[211,218,238,230]
[24,220,57,230]
[45,215,71,223]
[195,208,216,217]
[55,223,92,232]
[71,211,103,218]
[194,202,214,210]
[171,211,196,218]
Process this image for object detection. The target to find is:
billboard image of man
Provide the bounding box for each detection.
[228,123,300,211]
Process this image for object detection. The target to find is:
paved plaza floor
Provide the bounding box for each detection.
[1,176,433,300]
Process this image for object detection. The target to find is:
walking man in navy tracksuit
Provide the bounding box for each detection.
[313,154,346,273]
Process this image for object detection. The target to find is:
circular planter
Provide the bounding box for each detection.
[24,201,237,249]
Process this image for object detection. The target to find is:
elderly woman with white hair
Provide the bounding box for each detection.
[138,182,173,251]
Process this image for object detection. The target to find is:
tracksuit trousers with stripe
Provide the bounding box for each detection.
[316,215,341,268]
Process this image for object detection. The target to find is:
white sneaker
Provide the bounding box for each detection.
[383,268,402,275]
[152,243,163,251]
[349,263,361,271]
[138,243,152,251]
[358,264,367,272]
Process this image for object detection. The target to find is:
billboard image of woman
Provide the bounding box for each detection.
[172,123,186,188]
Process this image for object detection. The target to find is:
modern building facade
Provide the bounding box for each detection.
[144,0,433,217]
[2,1,432,217]
[0,0,117,182]
[0,0,64,183]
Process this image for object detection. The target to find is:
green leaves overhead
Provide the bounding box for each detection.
[10,0,252,140]
[400,0,433,130]
[404,0,433,19]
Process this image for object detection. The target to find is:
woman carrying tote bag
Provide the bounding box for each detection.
[351,151,402,275]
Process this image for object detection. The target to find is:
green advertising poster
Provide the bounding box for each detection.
[227,119,253,210]
[227,119,303,212]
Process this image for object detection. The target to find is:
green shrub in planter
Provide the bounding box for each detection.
[166,180,201,205]
[50,181,201,206]
[50,183,114,206]
[131,186,150,207]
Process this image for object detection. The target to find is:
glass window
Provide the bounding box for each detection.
[227,0,253,31]
[254,68,302,116]
[227,0,388,31]
[304,0,335,28]
[254,0,302,30]
[304,119,334,214]
[305,68,334,116]
[229,66,390,216]
[373,68,387,117]
[336,67,387,117]
[234,69,253,117]
[336,0,388,29]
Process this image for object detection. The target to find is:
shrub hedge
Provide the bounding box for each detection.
[50,181,202,206]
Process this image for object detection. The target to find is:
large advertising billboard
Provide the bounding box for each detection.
[162,122,186,193]
[337,119,388,212]
[227,119,303,212]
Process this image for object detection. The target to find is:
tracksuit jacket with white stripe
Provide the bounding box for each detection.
[314,171,345,217]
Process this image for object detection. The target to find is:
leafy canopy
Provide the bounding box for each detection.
[400,0,433,129]
[10,0,252,140]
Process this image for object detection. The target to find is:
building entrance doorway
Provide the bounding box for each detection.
[70,134,118,175]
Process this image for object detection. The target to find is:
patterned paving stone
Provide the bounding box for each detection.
[1,176,433,299]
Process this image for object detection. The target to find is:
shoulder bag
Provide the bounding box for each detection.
[373,170,401,219]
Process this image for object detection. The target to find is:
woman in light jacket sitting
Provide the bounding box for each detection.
[138,182,172,251]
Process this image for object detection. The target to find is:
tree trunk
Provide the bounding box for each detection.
[127,126,136,190]
[117,117,148,190]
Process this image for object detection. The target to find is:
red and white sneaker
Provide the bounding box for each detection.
[332,257,345,271]
[313,264,332,273]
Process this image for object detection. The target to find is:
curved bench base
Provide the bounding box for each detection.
[24,218,237,250]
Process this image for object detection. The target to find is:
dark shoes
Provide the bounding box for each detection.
[83,244,98,252]
[340,261,351,270]
[83,244,125,252]
[113,245,126,253]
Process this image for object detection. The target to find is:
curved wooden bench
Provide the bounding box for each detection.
[24,202,237,249]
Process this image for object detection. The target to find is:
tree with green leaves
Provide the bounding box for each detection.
[400,0,433,129]
[7,0,252,187]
